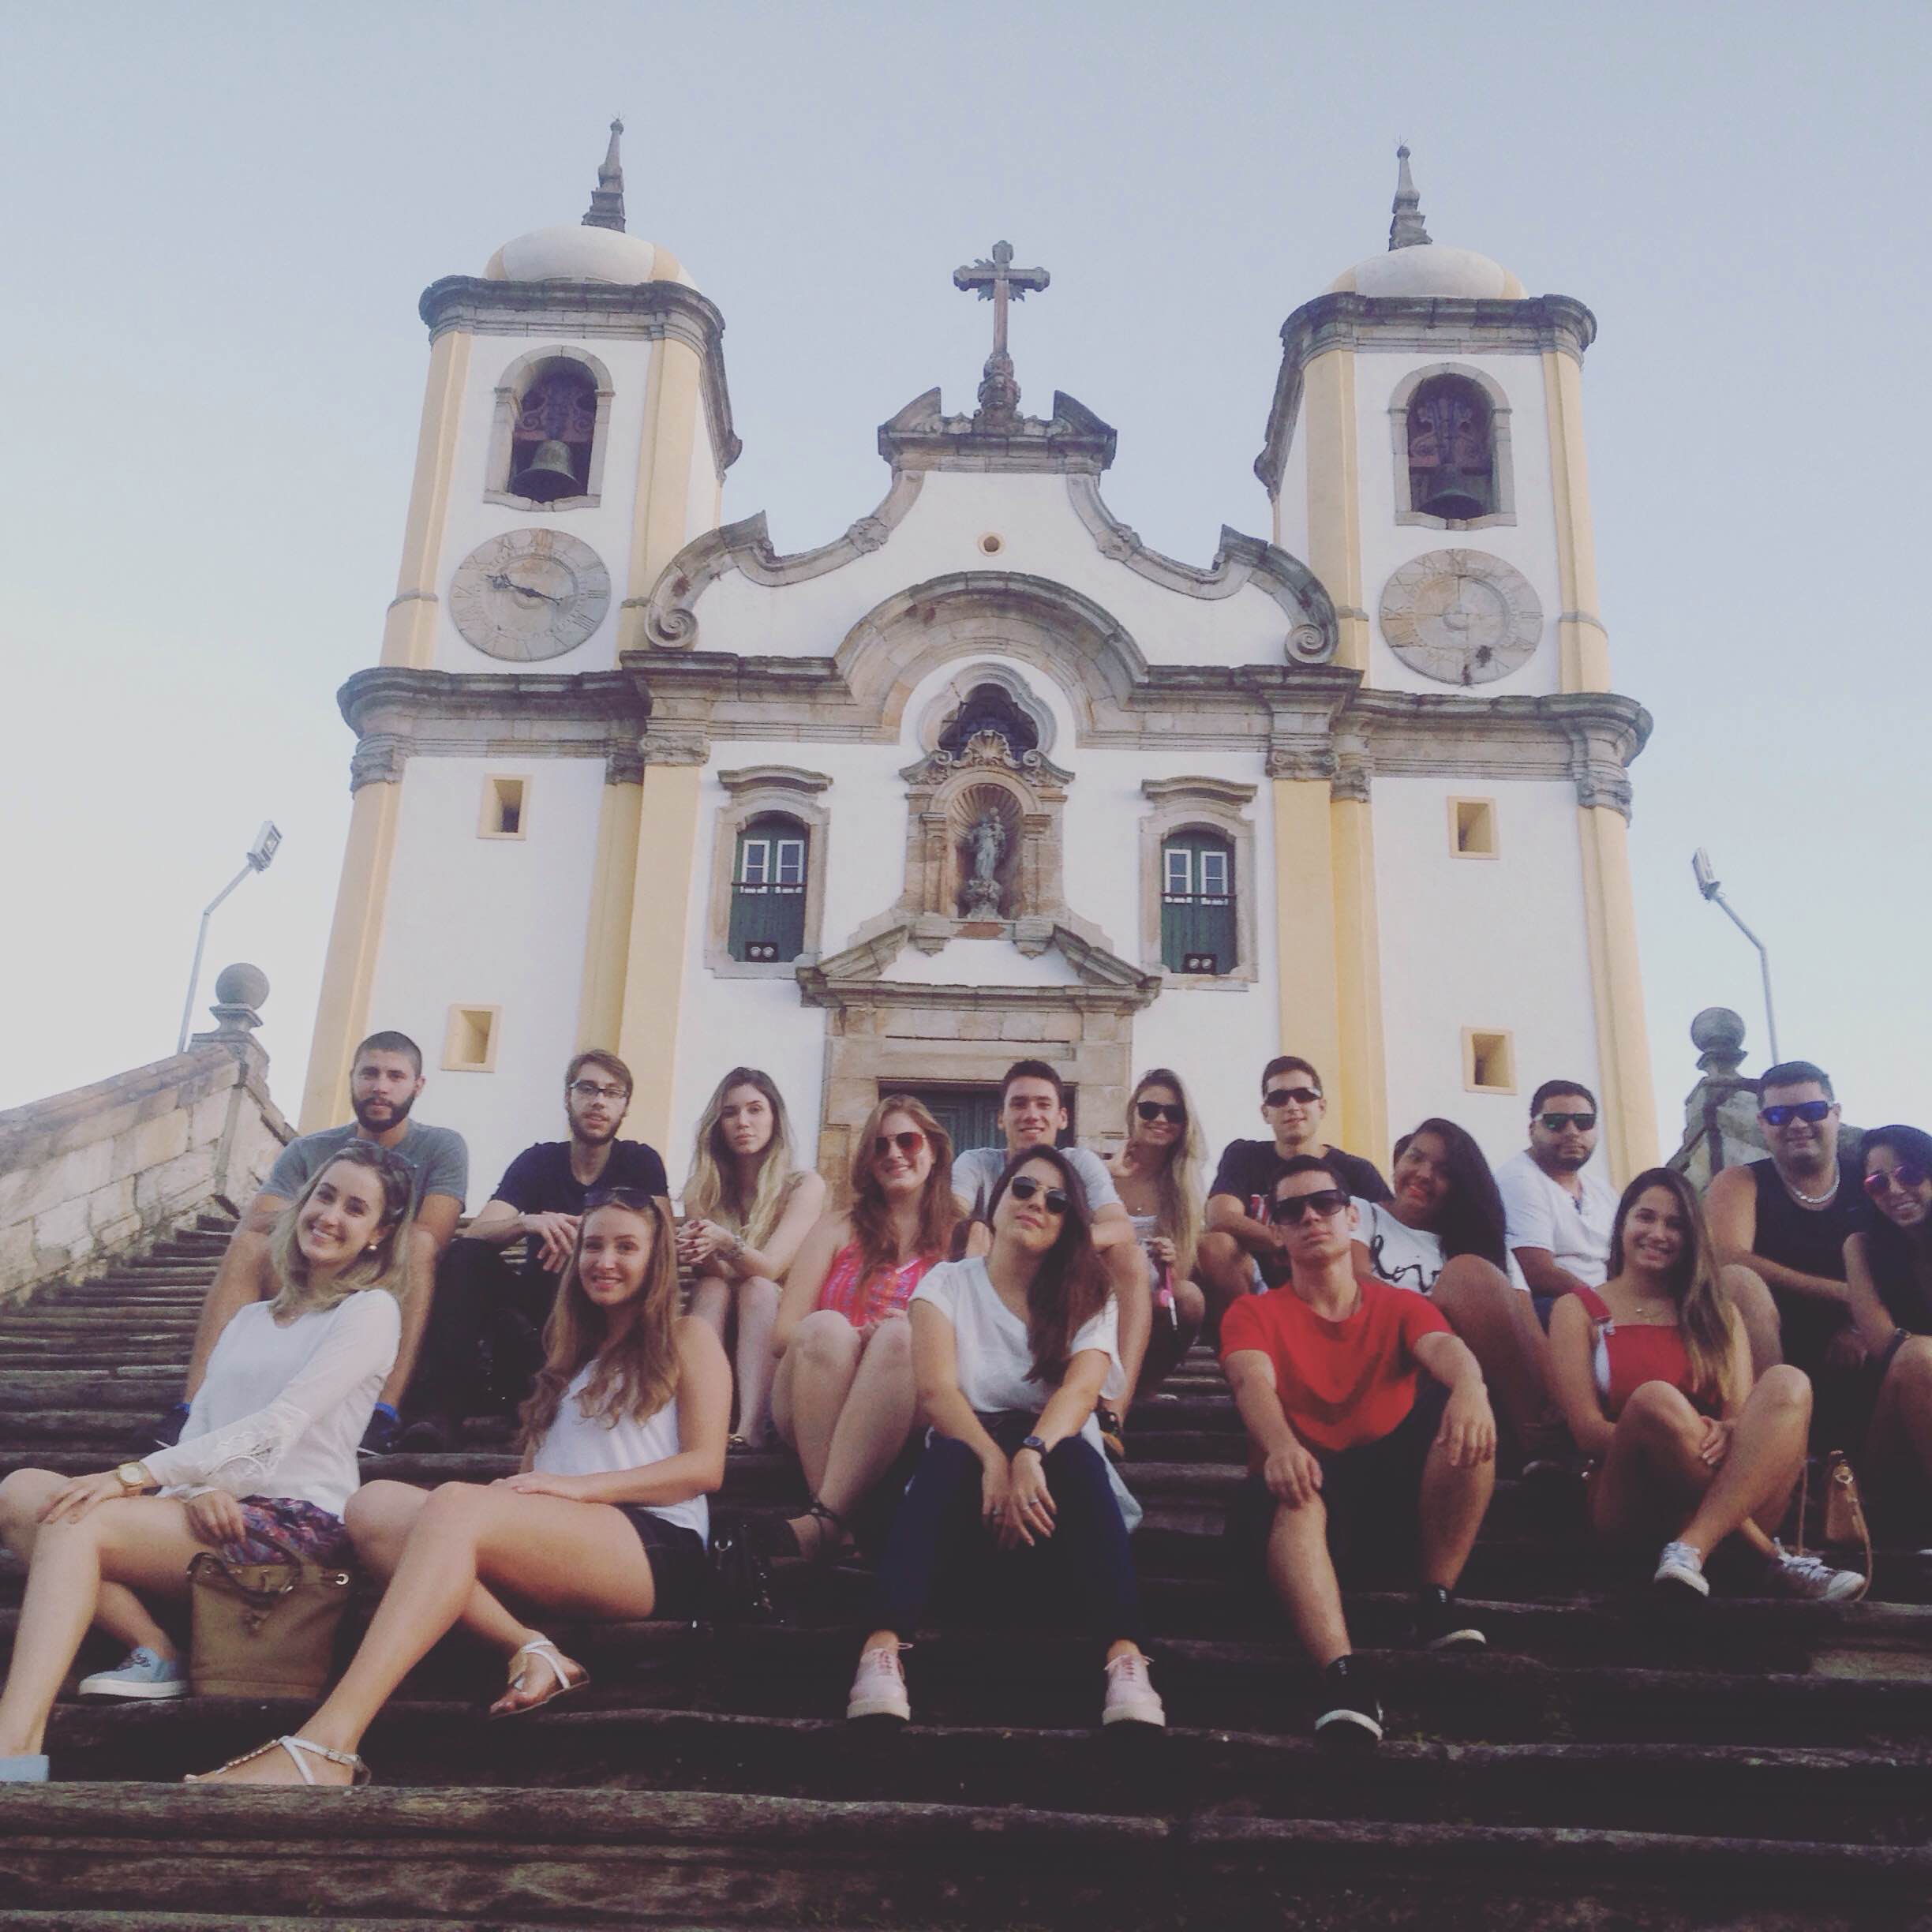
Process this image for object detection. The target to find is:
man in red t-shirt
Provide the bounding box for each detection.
[1222,1154,1496,1744]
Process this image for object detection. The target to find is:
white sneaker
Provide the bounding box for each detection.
[1765,1541,1864,1604]
[1100,1650,1166,1728]
[77,1646,188,1700]
[1653,1541,1709,1597]
[846,1644,911,1723]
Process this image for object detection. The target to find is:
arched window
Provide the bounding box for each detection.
[507,361,599,501]
[1160,833,1235,976]
[1406,375,1495,522]
[729,814,809,963]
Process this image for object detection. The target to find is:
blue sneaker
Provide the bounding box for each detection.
[77,1646,188,1700]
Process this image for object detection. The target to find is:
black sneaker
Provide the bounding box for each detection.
[152,1402,190,1451]
[398,1412,460,1455]
[1313,1655,1383,1746]
[1413,1584,1487,1653]
[359,1407,401,1458]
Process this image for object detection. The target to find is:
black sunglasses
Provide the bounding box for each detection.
[583,1185,659,1211]
[1538,1110,1597,1133]
[1762,1101,1833,1127]
[1271,1188,1351,1225]
[1007,1176,1069,1215]
[1136,1100,1186,1125]
[1866,1163,1929,1197]
[874,1129,927,1159]
[1264,1085,1322,1109]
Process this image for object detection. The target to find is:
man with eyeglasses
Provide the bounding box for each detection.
[1197,1057,1391,1340]
[1706,1060,1866,1390]
[399,1050,668,1452]
[1221,1155,1496,1746]
[1495,1080,1620,1326]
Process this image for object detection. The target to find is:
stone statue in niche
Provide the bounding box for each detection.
[960,811,1008,917]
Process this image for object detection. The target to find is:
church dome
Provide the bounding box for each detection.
[1330,148,1526,301]
[483,119,698,290]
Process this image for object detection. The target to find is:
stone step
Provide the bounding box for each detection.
[4,1784,1930,1930]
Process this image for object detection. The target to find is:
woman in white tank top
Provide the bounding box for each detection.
[189,1187,730,1790]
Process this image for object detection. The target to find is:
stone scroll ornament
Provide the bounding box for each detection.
[1377,549,1542,686]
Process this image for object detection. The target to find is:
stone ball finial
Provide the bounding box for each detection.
[1691,1005,1748,1078]
[214,962,270,1011]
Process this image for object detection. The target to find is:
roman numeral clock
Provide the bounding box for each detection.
[448,528,612,662]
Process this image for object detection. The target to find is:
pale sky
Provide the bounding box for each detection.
[2,0,1925,1158]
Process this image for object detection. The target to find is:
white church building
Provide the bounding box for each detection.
[299,129,1657,1202]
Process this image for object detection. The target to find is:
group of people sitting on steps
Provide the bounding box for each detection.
[3,1030,1929,1782]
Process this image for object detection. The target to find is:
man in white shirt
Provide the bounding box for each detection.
[952,1061,1151,1439]
[1493,1080,1619,1322]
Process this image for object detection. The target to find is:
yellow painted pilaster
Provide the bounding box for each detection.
[1541,350,1611,694]
[299,779,402,1132]
[615,763,704,1149]
[380,329,471,669]
[1329,796,1389,1164]
[617,338,706,653]
[1301,349,1369,675]
[575,774,645,1053]
[1576,805,1657,1187]
[1271,779,1342,1088]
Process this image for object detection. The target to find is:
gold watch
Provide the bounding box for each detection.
[114,1462,154,1493]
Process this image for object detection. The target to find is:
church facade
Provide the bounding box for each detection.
[299,131,1657,1201]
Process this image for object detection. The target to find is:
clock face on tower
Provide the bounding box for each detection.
[1378,549,1543,686]
[448,529,612,662]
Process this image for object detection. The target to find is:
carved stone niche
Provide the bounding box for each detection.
[898,730,1073,953]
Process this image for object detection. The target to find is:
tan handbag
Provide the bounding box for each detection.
[187,1551,353,1699]
[1796,1451,1874,1603]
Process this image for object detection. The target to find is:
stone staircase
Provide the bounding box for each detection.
[6,1219,1932,1927]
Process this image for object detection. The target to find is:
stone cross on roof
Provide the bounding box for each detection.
[953,240,1050,425]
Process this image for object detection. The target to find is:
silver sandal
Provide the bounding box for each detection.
[489,1635,590,1720]
[185,1733,369,1787]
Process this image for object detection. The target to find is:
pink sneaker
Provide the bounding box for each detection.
[846,1644,911,1723]
[1101,1650,1166,1728]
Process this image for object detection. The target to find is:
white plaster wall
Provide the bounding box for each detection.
[1272,409,1312,561]
[686,470,1297,668]
[1370,775,1601,1174]
[1355,347,1566,698]
[366,755,608,1204]
[687,409,721,546]
[430,334,659,676]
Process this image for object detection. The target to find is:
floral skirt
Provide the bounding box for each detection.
[218,1496,349,1567]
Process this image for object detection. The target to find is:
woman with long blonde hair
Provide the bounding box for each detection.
[680,1068,826,1450]
[1548,1167,1859,1604]
[0,1147,415,1782]
[768,1095,960,1563]
[189,1185,728,1788]
[1105,1069,1208,1398]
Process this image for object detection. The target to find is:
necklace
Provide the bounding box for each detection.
[1783,1162,1840,1208]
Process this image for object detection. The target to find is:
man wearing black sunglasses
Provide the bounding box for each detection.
[1495,1080,1619,1325]
[1221,1155,1496,1746]
[1197,1056,1391,1342]
[1706,1060,1863,1393]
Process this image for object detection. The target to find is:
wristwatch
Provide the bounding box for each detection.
[1017,1436,1047,1458]
[114,1462,154,1493]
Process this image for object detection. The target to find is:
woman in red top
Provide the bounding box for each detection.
[1550,1168,1859,1602]
[767,1096,960,1563]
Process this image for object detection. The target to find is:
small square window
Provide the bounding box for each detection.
[479,776,527,840]
[1463,1029,1516,1095]
[444,1005,501,1073]
[1450,796,1497,859]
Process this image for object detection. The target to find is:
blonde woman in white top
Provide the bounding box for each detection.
[189,1185,728,1788]
[0,1146,416,1784]
[679,1067,826,1449]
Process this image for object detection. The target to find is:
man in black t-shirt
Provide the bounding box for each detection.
[1197,1055,1391,1342]
[400,1050,669,1451]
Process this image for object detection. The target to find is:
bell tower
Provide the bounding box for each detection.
[1253,150,1656,1183]
[301,126,740,1166]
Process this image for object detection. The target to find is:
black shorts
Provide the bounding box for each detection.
[615,1507,706,1621]
[1226,1382,1445,1588]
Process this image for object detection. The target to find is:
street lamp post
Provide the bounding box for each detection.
[177,822,283,1055]
[1691,848,1780,1065]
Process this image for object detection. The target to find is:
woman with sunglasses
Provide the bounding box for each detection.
[189,1186,730,1788]
[846,1148,1164,1731]
[1352,1119,1559,1461]
[1548,1168,1860,1603]
[1104,1069,1208,1398]
[766,1096,960,1564]
[1840,1126,1932,1519]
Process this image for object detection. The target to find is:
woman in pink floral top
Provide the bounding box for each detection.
[769,1096,960,1563]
